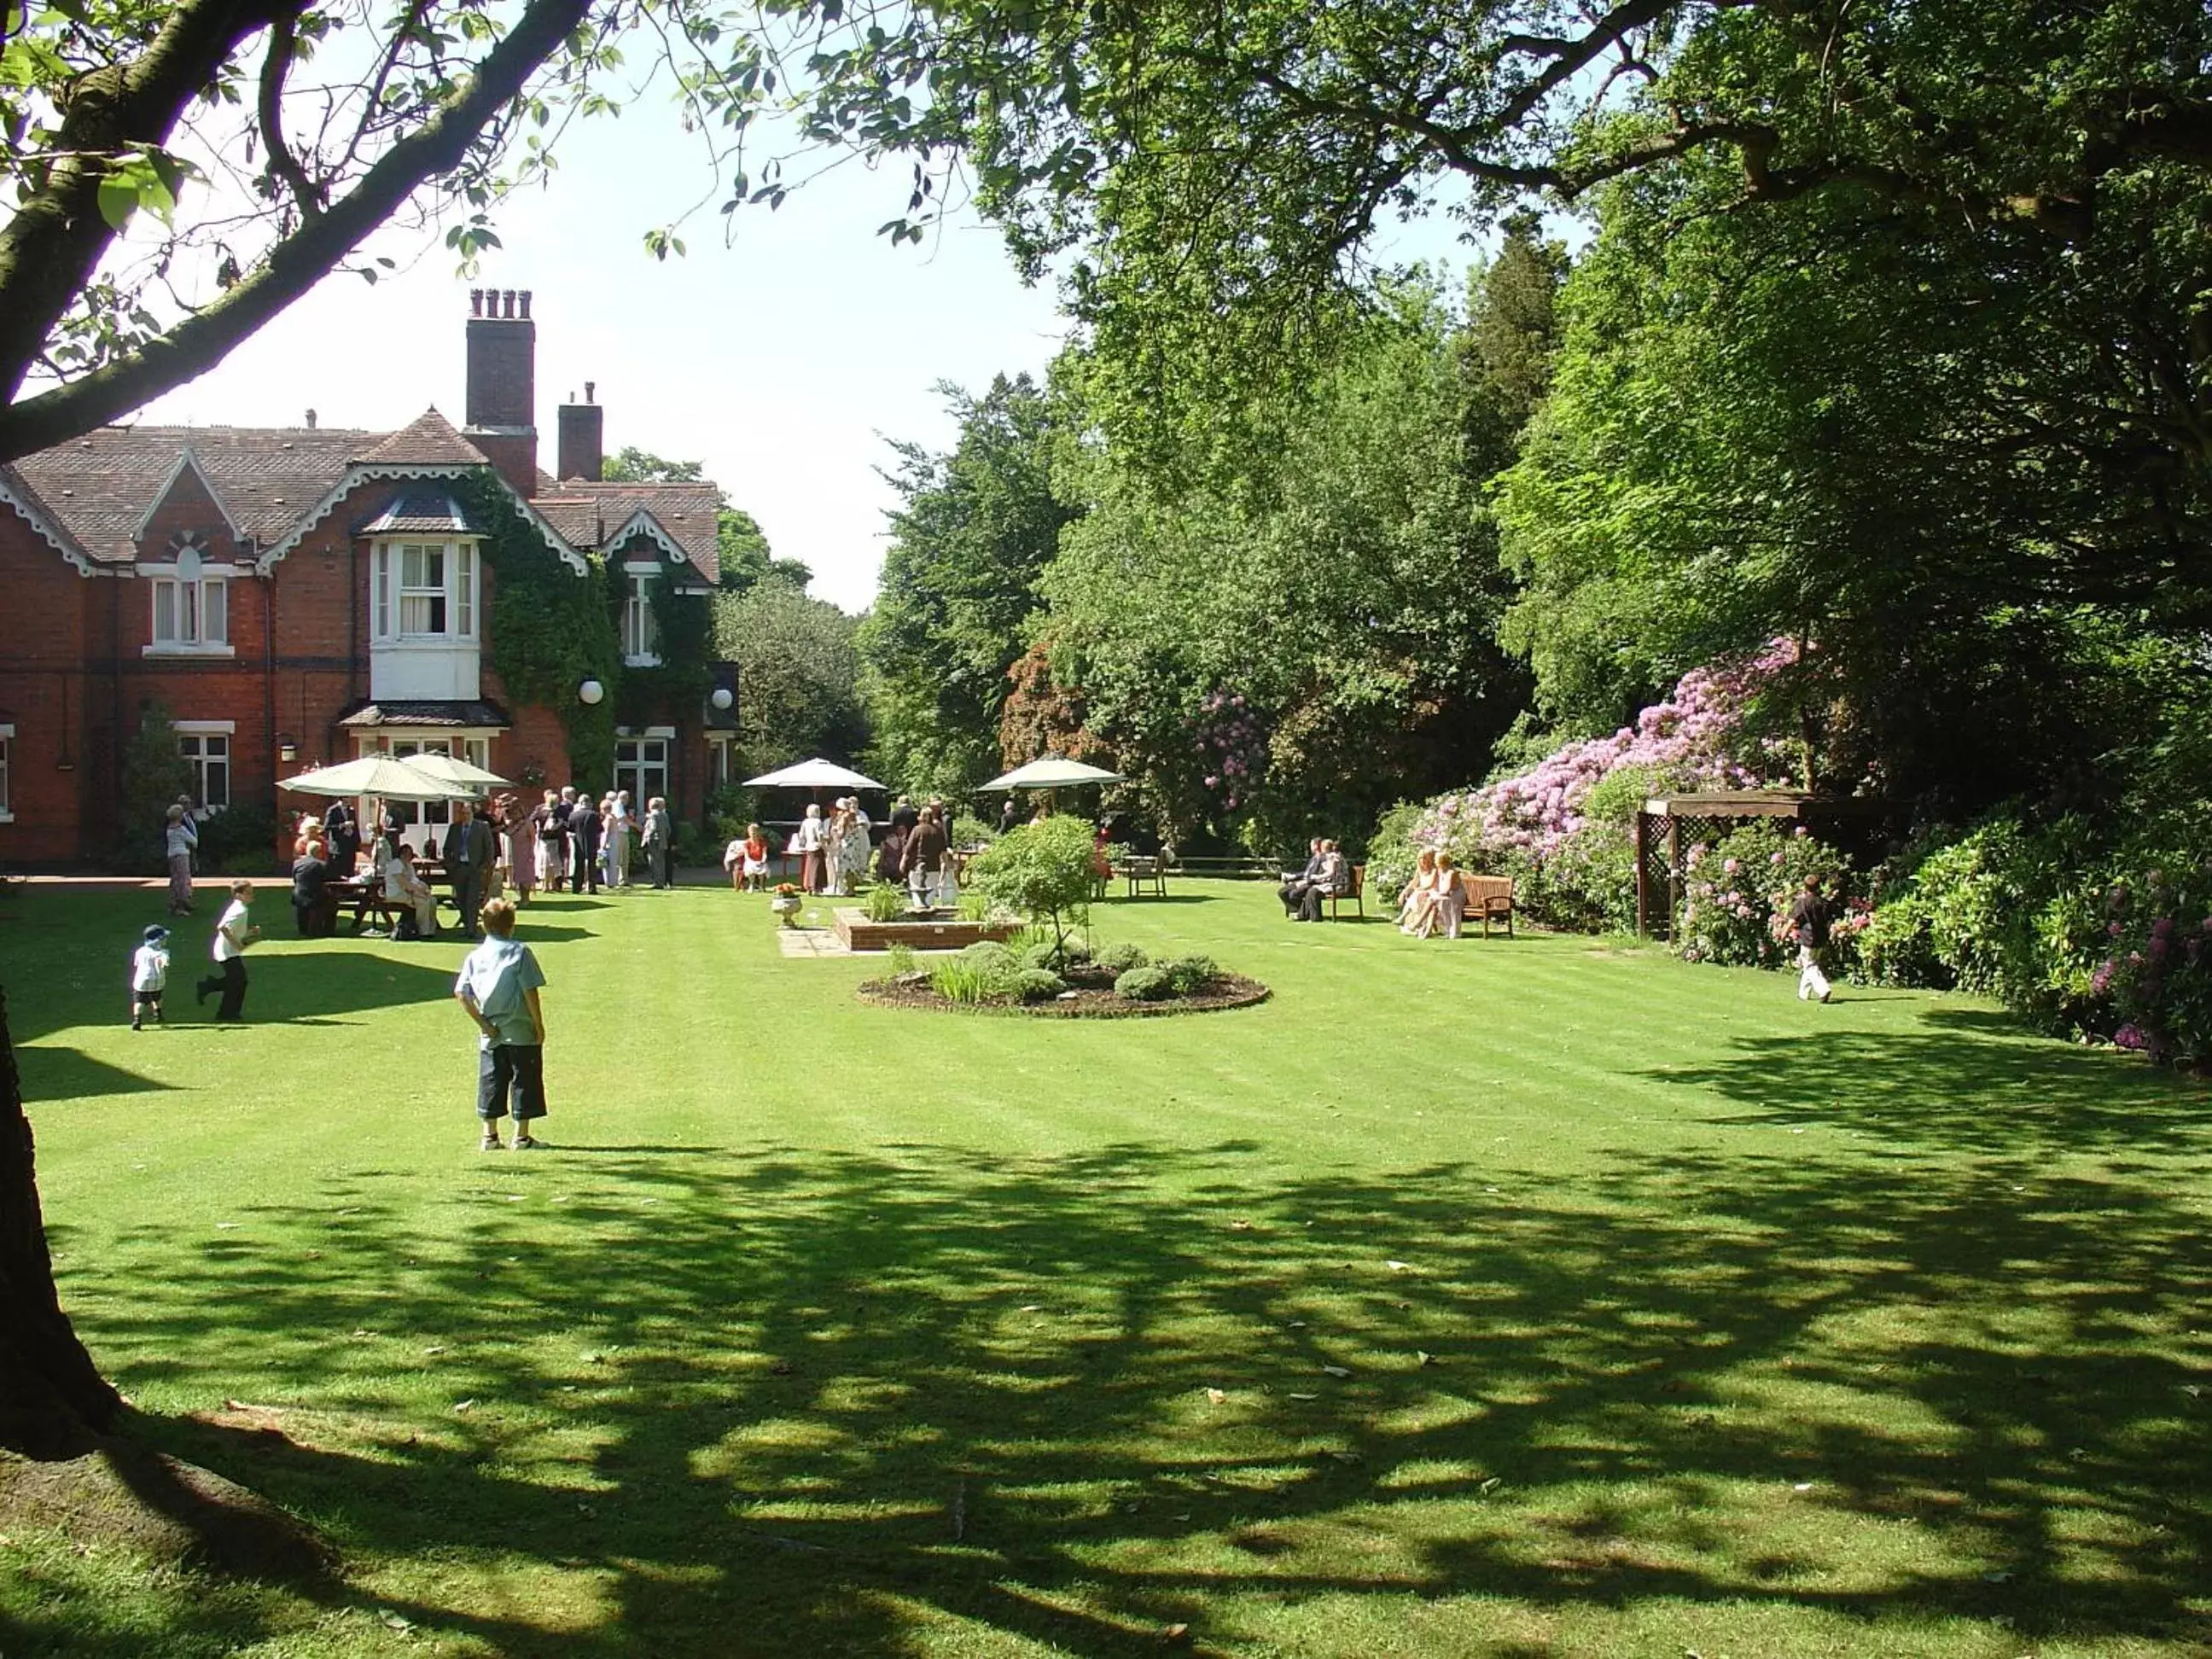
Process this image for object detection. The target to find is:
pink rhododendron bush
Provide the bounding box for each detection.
[1365,640,1804,934]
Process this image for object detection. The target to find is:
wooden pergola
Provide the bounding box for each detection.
[1633,791,1886,937]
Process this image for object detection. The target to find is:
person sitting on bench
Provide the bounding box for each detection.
[1279,838,1325,919]
[374,824,439,940]
[1295,841,1351,923]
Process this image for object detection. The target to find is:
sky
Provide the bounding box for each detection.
[134,86,1480,614]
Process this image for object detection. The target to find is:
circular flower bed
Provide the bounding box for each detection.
[858,956,1272,1019]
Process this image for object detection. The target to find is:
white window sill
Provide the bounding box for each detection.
[0,810,14,824]
[143,643,235,659]
[624,653,663,668]
[374,636,479,648]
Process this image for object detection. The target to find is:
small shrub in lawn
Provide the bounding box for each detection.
[1014,967,1066,1001]
[955,941,1026,998]
[1094,941,1148,975]
[862,882,908,923]
[1023,937,1092,974]
[885,943,917,976]
[1115,965,1173,1000]
[1162,954,1220,995]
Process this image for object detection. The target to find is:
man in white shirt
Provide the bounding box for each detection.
[195,882,260,1021]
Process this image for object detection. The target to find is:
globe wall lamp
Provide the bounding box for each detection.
[709,686,734,711]
[577,678,605,706]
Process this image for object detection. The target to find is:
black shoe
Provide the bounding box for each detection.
[130,1021,141,1032]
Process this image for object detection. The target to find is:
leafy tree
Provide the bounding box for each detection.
[779,0,2212,457]
[713,580,869,771]
[1041,274,1537,853]
[965,814,1097,953]
[1496,148,2212,816]
[860,374,1079,795]
[116,701,195,868]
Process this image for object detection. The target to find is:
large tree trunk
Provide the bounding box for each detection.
[0,984,120,1457]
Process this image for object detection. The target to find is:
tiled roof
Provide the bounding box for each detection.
[11,425,374,563]
[0,462,97,569]
[356,409,489,468]
[354,486,484,536]
[337,699,512,729]
[526,481,722,583]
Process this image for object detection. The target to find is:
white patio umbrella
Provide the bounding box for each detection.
[401,750,509,789]
[743,757,886,791]
[977,755,1126,790]
[278,754,470,800]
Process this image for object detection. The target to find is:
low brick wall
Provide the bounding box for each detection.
[831,908,1018,952]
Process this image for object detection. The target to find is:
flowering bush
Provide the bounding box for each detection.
[1367,639,1804,922]
[1195,690,1266,818]
[1677,821,1854,969]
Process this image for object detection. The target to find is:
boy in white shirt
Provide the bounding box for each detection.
[130,923,169,1030]
[454,897,550,1150]
[195,881,261,1022]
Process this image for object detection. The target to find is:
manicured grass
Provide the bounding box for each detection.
[2,878,2208,1657]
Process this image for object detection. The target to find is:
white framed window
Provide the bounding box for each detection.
[371,539,479,641]
[175,721,233,812]
[614,728,671,806]
[621,568,661,665]
[706,734,732,790]
[0,722,13,823]
[144,547,231,655]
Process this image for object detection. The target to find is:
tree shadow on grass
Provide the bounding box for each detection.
[73,1127,2212,1657]
[1633,1009,2207,1155]
[12,1047,180,1098]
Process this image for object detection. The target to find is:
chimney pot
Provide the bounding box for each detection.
[518,289,532,319]
[503,288,516,318]
[469,288,483,317]
[305,408,317,429]
[585,380,596,404]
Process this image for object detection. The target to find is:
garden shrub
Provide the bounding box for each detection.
[1677,821,1854,971]
[1014,967,1066,1002]
[1093,941,1148,975]
[928,958,995,1004]
[862,882,908,922]
[1023,937,1091,974]
[1161,954,1220,995]
[885,943,917,975]
[1114,965,1173,1000]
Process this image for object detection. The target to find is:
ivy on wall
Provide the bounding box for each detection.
[454,473,621,786]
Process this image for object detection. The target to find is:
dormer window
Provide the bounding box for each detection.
[373,539,479,641]
[621,567,661,666]
[144,539,231,656]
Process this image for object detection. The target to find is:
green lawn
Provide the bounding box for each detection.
[2,878,2207,1657]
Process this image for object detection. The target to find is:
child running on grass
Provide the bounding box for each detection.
[129,923,169,1030]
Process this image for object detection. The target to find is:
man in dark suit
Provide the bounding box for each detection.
[568,790,602,894]
[443,800,497,937]
[323,797,360,875]
[1279,838,1325,919]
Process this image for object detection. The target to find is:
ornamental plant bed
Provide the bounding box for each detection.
[858,964,1272,1018]
[832,906,1020,952]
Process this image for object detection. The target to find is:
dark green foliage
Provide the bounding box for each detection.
[861,375,1079,797]
[1160,955,1220,996]
[116,701,194,870]
[1112,964,1173,1001]
[454,473,622,788]
[1092,941,1148,975]
[197,804,280,876]
[862,882,909,923]
[713,582,869,776]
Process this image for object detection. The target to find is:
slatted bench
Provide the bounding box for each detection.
[1458,872,1516,938]
[1327,864,1366,920]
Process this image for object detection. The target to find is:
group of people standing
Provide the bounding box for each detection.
[787,796,875,896]
[876,796,962,908]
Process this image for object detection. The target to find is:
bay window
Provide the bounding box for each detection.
[372,539,480,641]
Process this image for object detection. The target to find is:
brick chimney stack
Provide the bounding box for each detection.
[556,379,604,482]
[463,287,538,495]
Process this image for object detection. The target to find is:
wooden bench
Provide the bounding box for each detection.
[1119,854,1168,898]
[1327,864,1365,920]
[1458,872,1516,938]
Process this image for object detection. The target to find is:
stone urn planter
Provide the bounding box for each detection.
[770,893,803,927]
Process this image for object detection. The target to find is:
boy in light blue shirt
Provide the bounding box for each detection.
[452,897,549,1150]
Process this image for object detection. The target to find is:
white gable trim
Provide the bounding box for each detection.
[133,446,245,546]
[254,463,588,577]
[607,508,701,573]
[0,472,99,576]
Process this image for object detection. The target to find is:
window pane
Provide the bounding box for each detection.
[0,736,10,813]
[153,581,176,643]
[205,740,229,809]
[180,580,199,643]
[402,544,424,589]
[375,547,391,637]
[457,546,474,637]
[202,579,226,645]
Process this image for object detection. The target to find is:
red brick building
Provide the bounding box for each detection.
[0,290,739,868]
